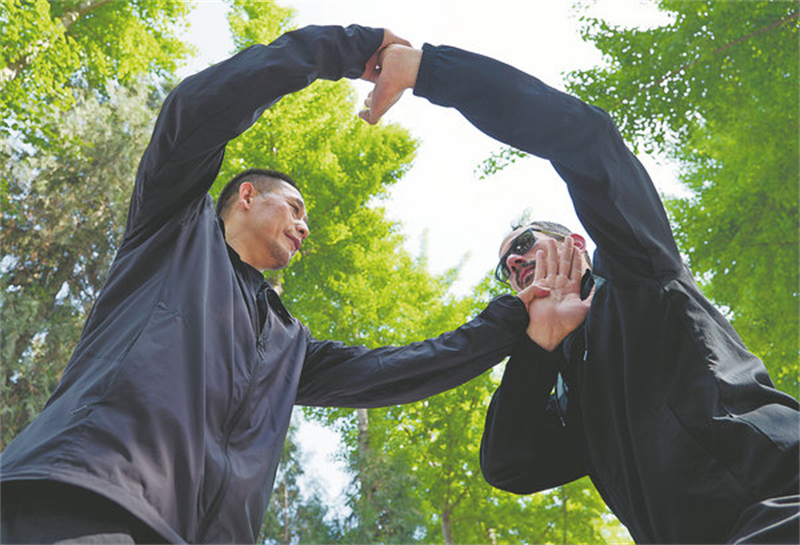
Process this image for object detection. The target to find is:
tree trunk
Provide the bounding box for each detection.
[561,485,568,544]
[441,510,455,545]
[356,408,371,502]
[59,0,116,31]
[283,482,290,544]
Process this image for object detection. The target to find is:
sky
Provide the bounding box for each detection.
[178,0,682,518]
[179,0,685,295]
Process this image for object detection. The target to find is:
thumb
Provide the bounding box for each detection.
[359,78,404,125]
[516,281,551,307]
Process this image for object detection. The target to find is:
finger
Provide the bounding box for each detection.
[382,29,412,49]
[559,236,573,279]
[544,241,558,281]
[532,248,546,285]
[517,282,551,307]
[368,79,394,122]
[361,90,374,110]
[569,238,585,285]
[360,83,402,125]
[362,30,412,83]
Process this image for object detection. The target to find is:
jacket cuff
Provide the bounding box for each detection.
[511,333,565,364]
[480,294,529,330]
[413,43,439,101]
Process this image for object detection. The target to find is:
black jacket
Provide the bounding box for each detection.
[412,44,800,543]
[0,27,529,543]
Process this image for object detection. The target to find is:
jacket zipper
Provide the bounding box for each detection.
[196,350,260,541]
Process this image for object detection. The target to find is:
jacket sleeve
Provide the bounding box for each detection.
[413,44,683,282]
[480,336,590,494]
[121,25,383,246]
[295,295,528,407]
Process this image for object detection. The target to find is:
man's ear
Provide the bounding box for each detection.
[568,233,586,251]
[238,182,257,210]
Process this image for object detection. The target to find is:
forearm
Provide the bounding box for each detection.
[481,336,588,493]
[296,295,528,407]
[412,44,682,280]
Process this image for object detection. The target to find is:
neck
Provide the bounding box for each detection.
[222,215,263,272]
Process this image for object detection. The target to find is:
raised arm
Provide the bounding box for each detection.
[362,44,683,282]
[124,25,392,245]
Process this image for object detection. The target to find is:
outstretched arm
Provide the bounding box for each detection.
[297,295,529,408]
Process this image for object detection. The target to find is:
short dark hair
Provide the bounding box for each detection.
[215,168,298,217]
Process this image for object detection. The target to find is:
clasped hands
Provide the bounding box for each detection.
[358,30,421,125]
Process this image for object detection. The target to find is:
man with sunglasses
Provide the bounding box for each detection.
[360,41,799,544]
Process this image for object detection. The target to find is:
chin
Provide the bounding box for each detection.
[265,260,290,272]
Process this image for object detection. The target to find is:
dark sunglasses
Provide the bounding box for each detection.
[494,228,565,284]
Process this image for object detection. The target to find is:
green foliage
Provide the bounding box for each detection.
[565,0,799,393]
[0,0,192,144]
[227,0,296,51]
[0,82,160,448]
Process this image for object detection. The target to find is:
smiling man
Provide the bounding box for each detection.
[0,26,546,544]
[215,169,309,272]
[361,40,800,544]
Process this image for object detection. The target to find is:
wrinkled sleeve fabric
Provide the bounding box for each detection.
[413,44,683,282]
[480,337,590,494]
[296,295,528,407]
[121,25,383,247]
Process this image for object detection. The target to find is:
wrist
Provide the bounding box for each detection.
[525,324,561,352]
[382,44,422,90]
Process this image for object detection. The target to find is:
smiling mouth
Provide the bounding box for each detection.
[287,235,301,253]
[516,261,536,288]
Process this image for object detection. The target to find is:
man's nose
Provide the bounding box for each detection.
[506,254,526,273]
[297,220,310,241]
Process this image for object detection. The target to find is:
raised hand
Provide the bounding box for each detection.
[359,43,422,125]
[517,236,592,351]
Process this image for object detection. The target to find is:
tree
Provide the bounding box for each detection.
[1,82,162,448]
[0,0,192,145]
[564,0,799,392]
[259,417,339,545]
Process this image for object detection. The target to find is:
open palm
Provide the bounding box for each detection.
[518,237,592,351]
